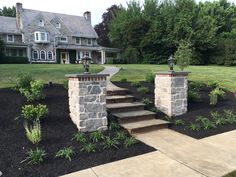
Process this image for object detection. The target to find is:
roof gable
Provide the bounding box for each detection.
[0,16,20,34]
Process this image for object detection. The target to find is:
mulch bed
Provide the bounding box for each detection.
[113,81,236,139]
[0,84,155,177]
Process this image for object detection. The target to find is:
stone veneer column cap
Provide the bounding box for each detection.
[156,71,191,77]
[65,74,109,78]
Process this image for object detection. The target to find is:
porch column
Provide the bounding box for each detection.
[101,50,106,64]
[27,45,31,63]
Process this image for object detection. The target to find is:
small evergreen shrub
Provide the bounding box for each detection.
[124,137,138,148]
[20,80,45,102]
[115,131,127,141]
[72,132,86,143]
[21,104,48,121]
[55,147,75,161]
[23,148,46,165]
[109,121,121,130]
[81,143,96,153]
[196,116,216,130]
[224,110,236,124]
[145,72,155,83]
[207,80,221,89]
[188,89,201,102]
[24,121,42,144]
[90,131,105,142]
[15,73,34,90]
[211,111,226,126]
[174,119,185,126]
[137,86,149,94]
[103,136,119,149]
[188,122,200,131]
[209,87,225,105]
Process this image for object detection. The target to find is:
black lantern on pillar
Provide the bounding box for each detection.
[81,56,92,74]
[168,55,175,72]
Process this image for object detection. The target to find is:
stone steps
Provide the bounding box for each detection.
[107,102,145,113]
[113,110,156,123]
[106,95,135,104]
[120,119,170,134]
[107,88,129,96]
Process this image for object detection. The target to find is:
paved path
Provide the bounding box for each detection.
[99,65,127,91]
[62,66,236,177]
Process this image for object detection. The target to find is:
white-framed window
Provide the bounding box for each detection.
[60,37,68,43]
[94,39,97,45]
[7,34,14,42]
[40,50,46,60]
[87,38,92,46]
[80,51,91,58]
[75,37,81,45]
[47,51,53,60]
[34,32,49,43]
[32,50,39,60]
[38,19,44,26]
[56,22,61,29]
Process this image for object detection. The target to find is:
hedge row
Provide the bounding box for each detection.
[0,56,29,64]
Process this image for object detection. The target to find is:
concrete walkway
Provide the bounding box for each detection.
[62,66,236,177]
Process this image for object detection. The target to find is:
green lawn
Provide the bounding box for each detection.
[223,170,236,177]
[110,64,236,92]
[0,64,104,88]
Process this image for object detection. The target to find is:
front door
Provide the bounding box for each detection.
[60,52,68,64]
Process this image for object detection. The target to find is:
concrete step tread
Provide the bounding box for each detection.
[113,110,156,119]
[107,102,145,109]
[107,87,128,92]
[120,119,170,130]
[107,95,134,100]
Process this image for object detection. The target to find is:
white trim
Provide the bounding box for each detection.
[40,50,46,60]
[34,31,49,43]
[75,37,81,45]
[7,34,14,42]
[38,20,44,27]
[47,51,53,60]
[56,22,61,29]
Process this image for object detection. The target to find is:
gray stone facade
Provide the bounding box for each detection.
[155,72,189,117]
[67,74,108,132]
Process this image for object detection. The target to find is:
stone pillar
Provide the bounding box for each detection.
[66,74,109,132]
[155,72,189,117]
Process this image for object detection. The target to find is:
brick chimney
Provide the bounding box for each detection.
[16,3,23,30]
[83,11,91,24]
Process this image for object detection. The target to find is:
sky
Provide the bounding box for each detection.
[1,0,236,26]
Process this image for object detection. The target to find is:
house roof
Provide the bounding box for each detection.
[0,16,21,34]
[22,9,98,38]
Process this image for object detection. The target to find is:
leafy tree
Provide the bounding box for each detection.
[174,41,192,71]
[94,5,121,47]
[0,6,16,17]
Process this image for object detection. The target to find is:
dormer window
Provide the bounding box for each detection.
[56,22,61,29]
[38,20,44,26]
[7,34,14,42]
[34,31,49,43]
[87,38,92,46]
[75,37,81,45]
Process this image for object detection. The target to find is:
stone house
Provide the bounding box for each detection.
[0,3,119,64]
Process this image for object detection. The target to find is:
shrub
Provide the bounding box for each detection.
[16,73,34,90]
[224,110,236,124]
[174,40,192,71]
[211,111,226,126]
[21,104,48,121]
[1,56,28,64]
[55,147,75,161]
[115,131,127,141]
[174,119,185,126]
[196,116,216,130]
[90,131,105,142]
[72,132,86,143]
[24,121,42,144]
[124,137,138,148]
[145,72,155,83]
[130,81,141,87]
[209,87,225,105]
[120,78,127,82]
[109,121,121,130]
[188,122,200,131]
[23,148,46,165]
[188,89,201,102]
[142,98,153,105]
[137,86,149,94]
[81,143,96,153]
[207,80,221,89]
[103,136,119,149]
[20,80,45,102]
